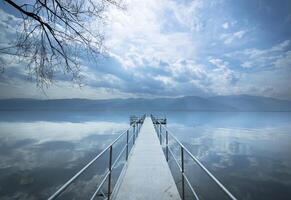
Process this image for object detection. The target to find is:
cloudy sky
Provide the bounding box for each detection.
[0,0,291,99]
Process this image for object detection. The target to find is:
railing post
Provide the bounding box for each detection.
[126,130,129,161]
[159,124,162,144]
[137,123,139,136]
[181,146,185,200]
[166,131,169,162]
[133,130,135,145]
[108,146,113,200]
[133,124,135,136]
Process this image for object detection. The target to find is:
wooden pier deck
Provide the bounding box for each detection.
[112,117,181,200]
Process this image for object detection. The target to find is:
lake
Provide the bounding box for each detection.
[0,111,290,199]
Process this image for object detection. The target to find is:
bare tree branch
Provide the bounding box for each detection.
[0,0,123,88]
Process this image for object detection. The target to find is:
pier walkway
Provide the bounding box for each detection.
[48,115,237,200]
[112,117,181,200]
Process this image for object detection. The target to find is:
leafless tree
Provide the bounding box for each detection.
[0,0,122,87]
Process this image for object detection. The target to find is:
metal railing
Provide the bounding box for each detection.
[151,115,237,200]
[48,114,146,200]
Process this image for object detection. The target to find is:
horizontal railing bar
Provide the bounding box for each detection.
[97,190,108,200]
[48,147,110,200]
[182,146,237,200]
[112,144,128,169]
[168,146,182,172]
[104,120,140,148]
[48,119,142,200]
[152,116,238,200]
[90,170,110,200]
[165,129,185,150]
[110,122,137,146]
[182,173,200,200]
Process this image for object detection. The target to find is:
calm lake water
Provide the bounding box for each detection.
[0,111,290,199]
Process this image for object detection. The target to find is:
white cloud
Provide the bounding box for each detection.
[244,40,289,58]
[209,58,229,69]
[96,0,246,97]
[207,58,240,93]
[0,9,22,42]
[105,0,202,65]
[227,40,291,69]
[241,62,252,68]
[1,1,291,100]
[223,39,291,99]
[271,40,290,51]
[0,1,250,99]
[222,22,229,29]
[221,30,247,44]
[274,51,291,68]
[166,0,204,32]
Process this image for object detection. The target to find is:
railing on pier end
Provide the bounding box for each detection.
[151,115,238,200]
[48,114,146,200]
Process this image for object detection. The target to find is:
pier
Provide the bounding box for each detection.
[48,114,237,200]
[112,117,180,200]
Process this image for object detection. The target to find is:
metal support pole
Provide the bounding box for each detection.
[133,132,135,145]
[160,132,162,145]
[166,131,169,162]
[133,124,135,136]
[108,146,113,200]
[126,130,129,161]
[137,123,139,136]
[159,124,162,144]
[181,146,185,200]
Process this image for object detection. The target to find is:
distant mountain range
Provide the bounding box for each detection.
[0,95,291,111]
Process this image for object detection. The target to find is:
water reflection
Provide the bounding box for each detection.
[0,111,129,199]
[166,112,291,200]
[0,121,128,142]
[1,111,291,199]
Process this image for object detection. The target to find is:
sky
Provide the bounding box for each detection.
[0,0,291,100]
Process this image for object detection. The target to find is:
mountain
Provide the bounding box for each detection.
[0,95,290,111]
[209,95,291,111]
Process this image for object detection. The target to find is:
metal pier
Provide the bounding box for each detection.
[48,114,238,200]
[112,117,181,200]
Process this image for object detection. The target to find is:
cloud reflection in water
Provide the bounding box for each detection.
[0,119,128,199]
[167,119,291,200]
